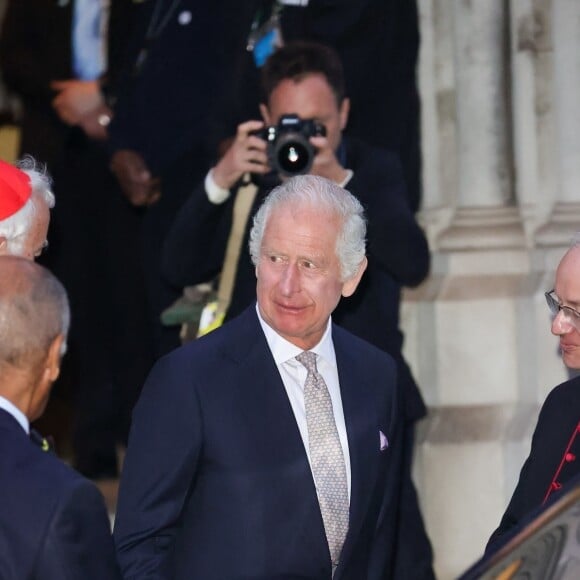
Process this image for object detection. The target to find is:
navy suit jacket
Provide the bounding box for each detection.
[487,376,580,552]
[114,306,401,579]
[0,408,120,579]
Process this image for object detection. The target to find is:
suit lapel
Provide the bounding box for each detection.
[222,308,329,561]
[332,328,382,568]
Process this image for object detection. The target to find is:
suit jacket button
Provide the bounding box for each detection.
[565,452,576,462]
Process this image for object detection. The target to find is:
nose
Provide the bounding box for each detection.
[279,263,301,296]
[551,309,573,336]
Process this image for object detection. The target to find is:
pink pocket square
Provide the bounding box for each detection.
[379,430,388,451]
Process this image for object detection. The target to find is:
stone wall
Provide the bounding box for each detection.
[410,1,580,577]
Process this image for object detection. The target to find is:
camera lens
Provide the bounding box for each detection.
[272,133,315,177]
[277,142,310,174]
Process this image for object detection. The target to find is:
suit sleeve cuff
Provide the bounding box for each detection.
[205,169,231,204]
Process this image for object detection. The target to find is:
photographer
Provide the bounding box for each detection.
[162,40,434,579]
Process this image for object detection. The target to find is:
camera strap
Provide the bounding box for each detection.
[197,177,259,337]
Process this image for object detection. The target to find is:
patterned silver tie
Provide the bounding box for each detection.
[296,351,349,569]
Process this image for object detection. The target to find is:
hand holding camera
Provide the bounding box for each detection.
[254,114,349,184]
[212,120,270,190]
[251,114,326,177]
[213,114,348,189]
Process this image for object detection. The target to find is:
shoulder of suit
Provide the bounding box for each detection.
[545,375,580,406]
[344,136,400,169]
[161,306,261,365]
[0,435,98,521]
[332,322,396,367]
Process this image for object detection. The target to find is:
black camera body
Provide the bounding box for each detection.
[254,114,326,177]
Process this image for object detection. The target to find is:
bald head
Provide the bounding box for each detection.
[549,242,580,370]
[0,256,69,370]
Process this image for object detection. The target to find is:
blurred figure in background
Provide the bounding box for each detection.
[216,0,423,212]
[107,0,260,355]
[0,0,153,479]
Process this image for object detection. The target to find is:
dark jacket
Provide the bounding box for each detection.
[0,408,120,579]
[487,376,580,551]
[114,307,401,579]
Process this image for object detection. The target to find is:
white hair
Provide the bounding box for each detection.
[0,156,54,255]
[249,175,366,281]
[570,232,580,248]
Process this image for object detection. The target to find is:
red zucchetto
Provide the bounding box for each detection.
[0,159,32,220]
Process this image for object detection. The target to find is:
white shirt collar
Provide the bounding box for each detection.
[255,303,335,367]
[0,395,29,434]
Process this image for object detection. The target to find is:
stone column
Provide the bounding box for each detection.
[437,0,525,251]
[408,2,546,578]
[417,0,458,245]
[535,0,580,247]
[510,0,556,237]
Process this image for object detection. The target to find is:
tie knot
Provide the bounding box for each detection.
[296,351,318,373]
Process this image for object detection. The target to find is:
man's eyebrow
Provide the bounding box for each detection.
[555,291,580,309]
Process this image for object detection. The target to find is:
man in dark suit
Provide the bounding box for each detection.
[115,175,403,579]
[163,41,434,577]
[0,0,153,479]
[487,238,580,552]
[107,0,260,355]
[0,255,120,579]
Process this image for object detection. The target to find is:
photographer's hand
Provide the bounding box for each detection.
[212,120,269,189]
[309,135,350,185]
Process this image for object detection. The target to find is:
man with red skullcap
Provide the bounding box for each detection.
[0,157,54,260]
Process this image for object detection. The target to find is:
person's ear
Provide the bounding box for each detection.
[259,103,271,125]
[341,256,368,298]
[0,236,8,254]
[339,98,350,131]
[28,334,65,423]
[44,334,65,383]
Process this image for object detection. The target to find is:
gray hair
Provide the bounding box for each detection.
[249,175,366,280]
[0,156,54,255]
[0,256,69,369]
[570,232,580,248]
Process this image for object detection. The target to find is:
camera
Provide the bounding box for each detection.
[253,114,326,177]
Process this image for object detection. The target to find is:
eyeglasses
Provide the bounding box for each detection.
[545,290,580,328]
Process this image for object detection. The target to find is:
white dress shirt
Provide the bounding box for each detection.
[256,305,351,499]
[0,394,29,434]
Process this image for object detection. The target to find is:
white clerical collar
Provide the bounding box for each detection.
[0,394,29,434]
[255,303,336,367]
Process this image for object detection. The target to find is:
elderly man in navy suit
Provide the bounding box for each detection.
[114,175,403,579]
[0,256,120,579]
